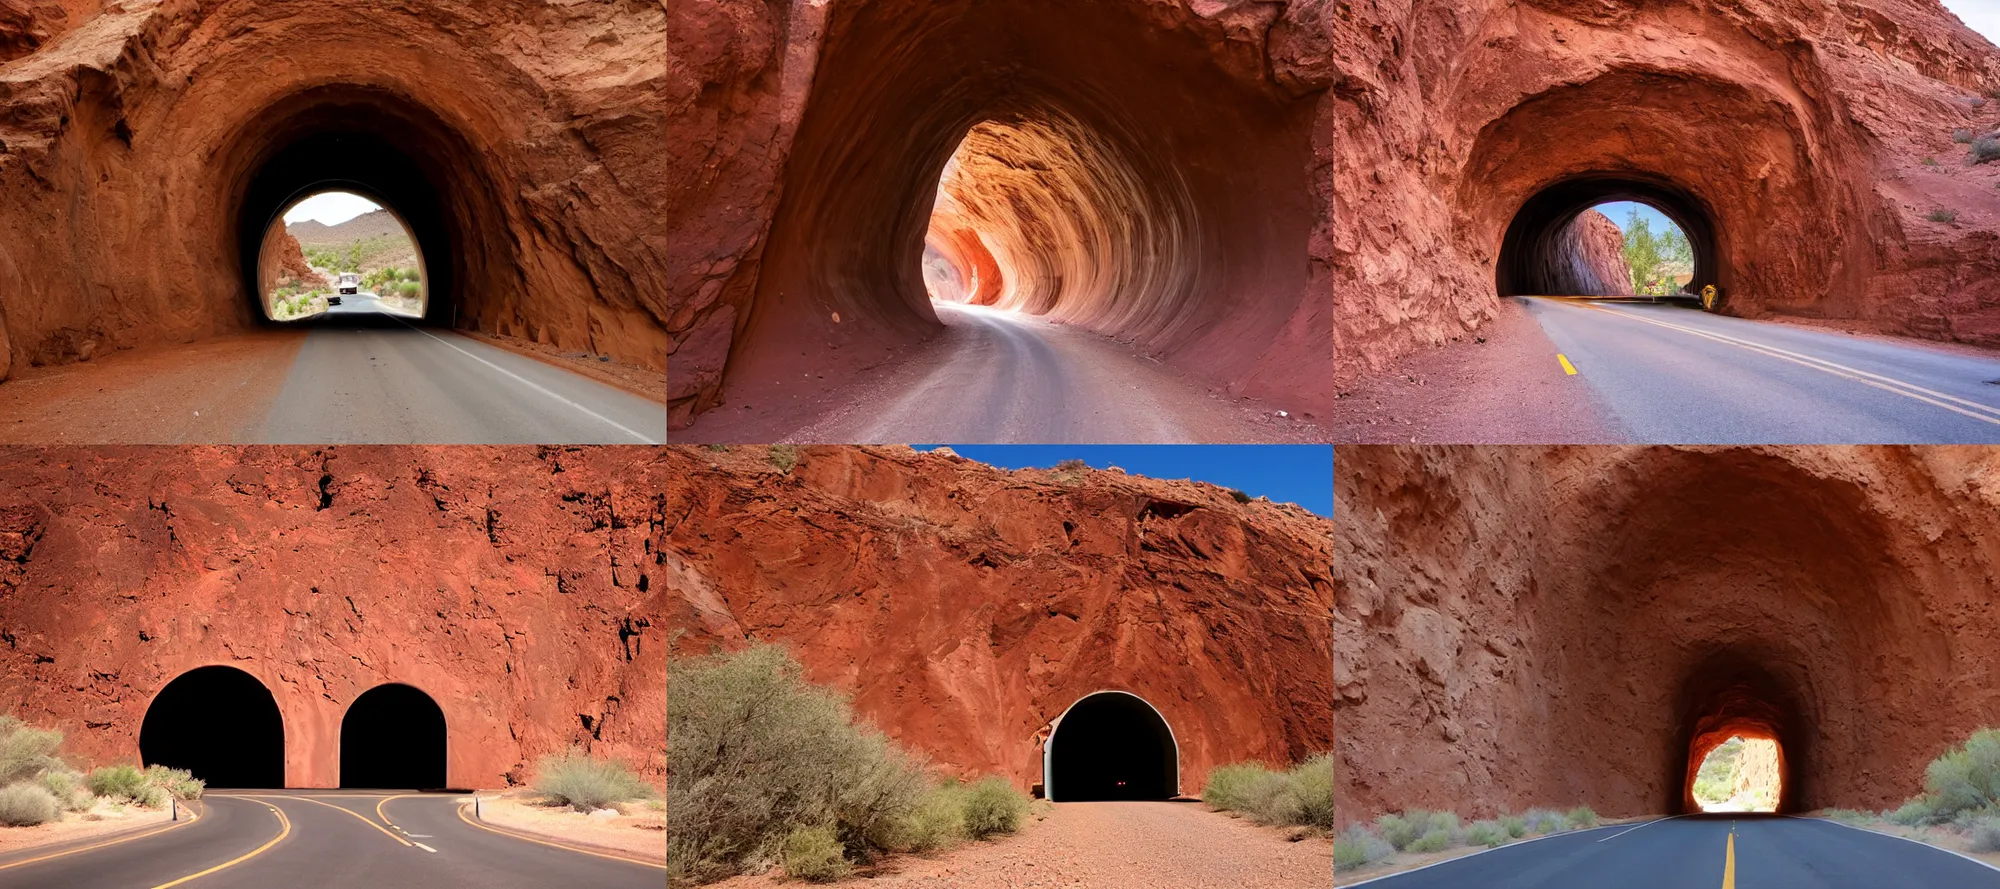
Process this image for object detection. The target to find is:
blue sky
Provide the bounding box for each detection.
[1593,200,1680,236]
[918,445,1333,516]
[1942,0,2000,45]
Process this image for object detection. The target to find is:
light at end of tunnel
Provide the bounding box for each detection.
[1693,736,1781,813]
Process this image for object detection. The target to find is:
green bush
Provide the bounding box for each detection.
[1923,156,1942,167]
[1376,811,1422,850]
[396,281,422,298]
[0,783,59,826]
[1974,136,2000,164]
[767,445,800,473]
[1523,808,1567,834]
[0,716,65,786]
[1203,756,1334,829]
[1566,806,1599,830]
[1888,797,1937,826]
[668,645,929,887]
[87,765,148,802]
[1822,808,1871,826]
[1426,810,1460,837]
[39,769,90,812]
[1923,728,2000,822]
[894,784,965,853]
[960,777,1027,839]
[1956,128,1978,144]
[780,825,851,882]
[1928,208,1960,224]
[1971,817,2000,853]
[1333,823,1395,872]
[1204,762,1282,814]
[534,748,656,812]
[1466,820,1508,848]
[144,766,204,801]
[1228,489,1252,504]
[1501,813,1526,838]
[1407,827,1453,853]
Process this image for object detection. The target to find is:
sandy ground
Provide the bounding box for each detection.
[0,331,302,442]
[0,802,175,856]
[676,303,1324,444]
[1811,813,2000,870]
[476,794,665,863]
[1328,296,1619,443]
[713,801,1332,889]
[460,331,665,403]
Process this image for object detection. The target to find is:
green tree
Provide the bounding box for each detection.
[1621,208,1693,296]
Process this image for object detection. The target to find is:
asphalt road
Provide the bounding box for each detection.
[1346,816,2000,889]
[1524,298,2000,443]
[255,293,664,443]
[0,793,662,889]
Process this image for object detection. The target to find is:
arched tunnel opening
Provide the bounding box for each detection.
[1044,691,1177,802]
[261,190,428,322]
[1497,176,1718,300]
[226,85,508,333]
[696,0,1324,424]
[340,683,447,789]
[138,666,286,788]
[1675,658,1803,814]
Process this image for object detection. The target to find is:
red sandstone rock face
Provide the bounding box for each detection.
[1539,209,1634,297]
[0,0,672,376]
[663,446,1336,794]
[0,447,667,789]
[1335,446,2000,822]
[255,225,328,312]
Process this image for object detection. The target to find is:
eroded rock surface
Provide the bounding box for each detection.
[0,0,671,374]
[664,445,1336,794]
[0,447,667,788]
[1335,446,2000,821]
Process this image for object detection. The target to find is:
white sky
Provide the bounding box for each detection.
[1942,0,2000,45]
[283,191,381,227]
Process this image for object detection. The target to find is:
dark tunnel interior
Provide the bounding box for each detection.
[340,683,447,790]
[139,666,286,789]
[1047,692,1177,802]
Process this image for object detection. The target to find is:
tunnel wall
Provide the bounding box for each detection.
[1334,446,2000,825]
[663,446,1336,796]
[0,447,667,789]
[668,0,1328,428]
[0,0,670,374]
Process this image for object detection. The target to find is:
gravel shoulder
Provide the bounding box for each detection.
[713,801,1332,889]
[0,803,174,857]
[0,331,302,443]
[475,794,665,863]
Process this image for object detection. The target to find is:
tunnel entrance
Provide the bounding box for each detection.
[260,191,428,322]
[1498,176,1717,301]
[1677,660,1803,814]
[1043,691,1177,802]
[340,683,447,789]
[138,666,286,788]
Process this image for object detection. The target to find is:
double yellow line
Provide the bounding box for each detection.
[1578,303,2000,428]
[150,800,290,889]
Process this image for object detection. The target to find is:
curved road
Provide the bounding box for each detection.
[1346,815,2000,888]
[1525,298,2000,443]
[0,793,662,889]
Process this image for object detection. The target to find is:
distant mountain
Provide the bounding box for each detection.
[287,209,409,248]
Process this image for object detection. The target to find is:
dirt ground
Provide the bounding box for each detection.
[712,801,1332,889]
[0,331,302,443]
[459,332,665,403]
[1811,813,2000,870]
[0,802,175,856]
[476,794,665,863]
[1328,296,1619,443]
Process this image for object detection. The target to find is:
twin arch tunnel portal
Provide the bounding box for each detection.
[134,665,448,791]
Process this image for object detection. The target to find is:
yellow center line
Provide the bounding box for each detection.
[0,805,200,872]
[1557,353,1579,375]
[149,801,290,889]
[234,793,411,847]
[375,793,424,831]
[455,800,667,870]
[1721,829,1736,889]
[1578,303,2000,426]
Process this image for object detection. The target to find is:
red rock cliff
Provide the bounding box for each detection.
[0,446,667,789]
[664,445,1336,795]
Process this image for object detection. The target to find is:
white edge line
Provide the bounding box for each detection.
[1594,813,1694,842]
[1790,815,2000,874]
[387,314,661,444]
[413,842,437,853]
[1336,822,1627,887]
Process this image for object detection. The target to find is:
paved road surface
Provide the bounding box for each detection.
[1346,815,2000,888]
[0,792,662,889]
[1525,299,2000,443]
[258,293,663,443]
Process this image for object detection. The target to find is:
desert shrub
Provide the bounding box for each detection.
[0,716,65,786]
[1333,823,1395,872]
[1914,727,2000,824]
[1275,755,1336,829]
[892,784,964,853]
[1928,208,1960,223]
[1974,136,2000,164]
[144,765,204,801]
[1971,817,2000,853]
[396,281,422,298]
[1204,756,1334,829]
[1523,808,1567,834]
[1407,827,1453,853]
[1228,489,1253,504]
[1466,820,1508,848]
[1566,806,1599,830]
[780,825,851,882]
[39,769,90,812]
[0,783,59,826]
[1204,763,1281,814]
[1956,128,1978,144]
[767,445,800,473]
[1888,797,1938,826]
[668,644,929,887]
[87,765,148,802]
[1822,808,1871,826]
[1426,810,1461,838]
[960,777,1027,839]
[1924,156,1942,167]
[1501,813,1527,838]
[1376,811,1422,850]
[535,748,656,813]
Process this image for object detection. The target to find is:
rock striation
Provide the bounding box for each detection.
[1336,446,2000,821]
[663,445,1336,794]
[0,446,667,789]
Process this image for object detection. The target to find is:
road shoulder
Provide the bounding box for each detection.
[468,794,665,866]
[0,803,180,866]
